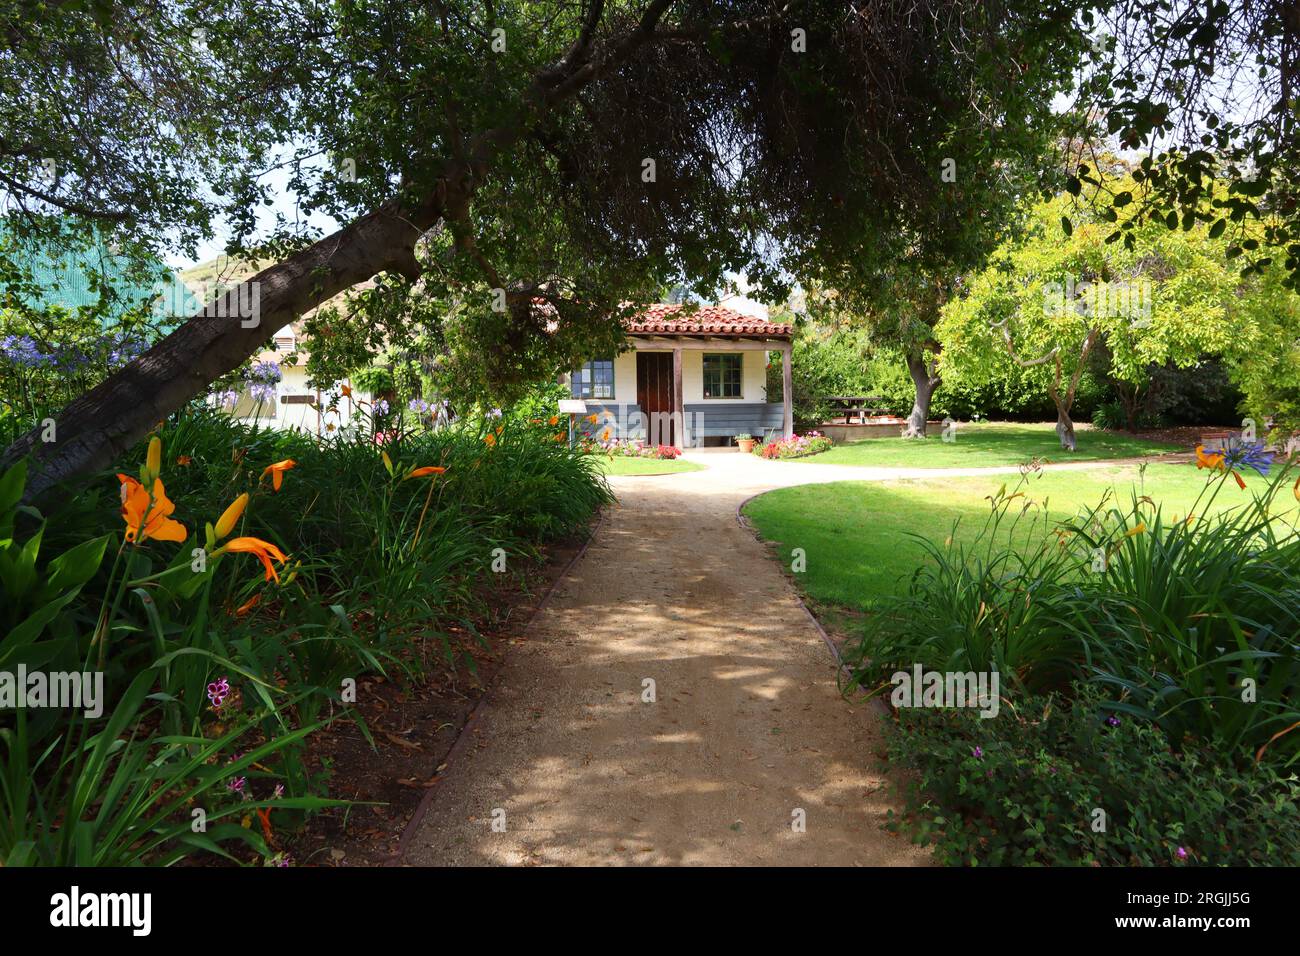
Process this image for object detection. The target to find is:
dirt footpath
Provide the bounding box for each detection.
[404,456,930,866]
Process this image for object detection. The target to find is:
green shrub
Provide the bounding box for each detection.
[755,432,833,459]
[887,685,1300,866]
[845,464,1300,766]
[0,404,611,865]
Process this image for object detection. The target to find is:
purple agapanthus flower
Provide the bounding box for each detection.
[1224,439,1274,477]
[1105,715,1121,728]
[2,334,55,368]
[248,359,282,383]
[374,398,390,416]
[971,746,984,759]
[408,398,430,414]
[107,335,146,367]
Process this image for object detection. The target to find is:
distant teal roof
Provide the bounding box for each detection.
[3,227,198,331]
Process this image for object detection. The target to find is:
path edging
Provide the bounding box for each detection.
[391,507,608,863]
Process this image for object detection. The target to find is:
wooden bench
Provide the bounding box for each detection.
[824,396,893,424]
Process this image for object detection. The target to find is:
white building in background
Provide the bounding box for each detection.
[219,321,379,434]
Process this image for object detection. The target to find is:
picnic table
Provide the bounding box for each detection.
[824,396,893,424]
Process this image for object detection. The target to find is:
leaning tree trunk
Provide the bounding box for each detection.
[902,351,941,439]
[1,192,448,502]
[0,3,683,501]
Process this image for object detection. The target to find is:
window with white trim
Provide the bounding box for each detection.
[571,359,614,399]
[703,353,742,398]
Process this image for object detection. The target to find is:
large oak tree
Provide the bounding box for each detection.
[2,0,1297,496]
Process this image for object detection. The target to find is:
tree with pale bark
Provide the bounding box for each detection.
[937,185,1249,450]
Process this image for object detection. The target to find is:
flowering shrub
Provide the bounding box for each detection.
[0,406,612,865]
[597,438,681,459]
[754,431,832,459]
[887,685,1300,866]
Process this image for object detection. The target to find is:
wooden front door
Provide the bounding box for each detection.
[636,351,676,445]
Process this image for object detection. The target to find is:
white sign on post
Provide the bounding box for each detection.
[558,399,588,414]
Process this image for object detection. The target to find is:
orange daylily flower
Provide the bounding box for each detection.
[215,493,249,539]
[483,433,497,447]
[234,593,261,616]
[117,474,188,544]
[176,455,193,466]
[548,415,559,426]
[404,466,447,480]
[255,806,274,841]
[1123,523,1147,538]
[261,459,296,491]
[1195,444,1225,471]
[585,414,598,424]
[220,536,289,583]
[145,436,162,481]
[553,433,565,442]
[341,384,353,398]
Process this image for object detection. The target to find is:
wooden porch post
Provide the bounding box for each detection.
[672,346,684,447]
[781,344,793,438]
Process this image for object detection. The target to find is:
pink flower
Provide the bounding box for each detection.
[207,677,231,710]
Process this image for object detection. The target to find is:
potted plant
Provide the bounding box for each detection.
[735,432,757,453]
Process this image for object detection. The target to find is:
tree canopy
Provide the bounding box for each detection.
[938,175,1299,445]
[2,0,1298,494]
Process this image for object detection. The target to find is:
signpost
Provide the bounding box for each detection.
[558,399,587,450]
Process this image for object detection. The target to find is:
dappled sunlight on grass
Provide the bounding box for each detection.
[742,462,1290,611]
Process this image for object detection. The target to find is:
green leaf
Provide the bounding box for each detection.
[36,534,110,603]
[0,461,26,515]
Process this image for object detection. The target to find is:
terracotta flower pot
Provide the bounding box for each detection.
[737,438,757,453]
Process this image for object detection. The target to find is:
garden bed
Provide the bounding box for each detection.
[284,526,593,866]
[1,404,614,866]
[743,458,1300,865]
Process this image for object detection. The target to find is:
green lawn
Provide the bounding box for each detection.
[801,421,1180,468]
[594,456,705,475]
[743,462,1292,611]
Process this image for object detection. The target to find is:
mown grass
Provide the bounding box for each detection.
[594,456,705,476]
[741,462,1282,610]
[802,421,1180,468]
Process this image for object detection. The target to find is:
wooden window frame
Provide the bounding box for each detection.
[572,358,614,399]
[702,352,742,399]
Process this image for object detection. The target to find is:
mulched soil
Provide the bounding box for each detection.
[278,528,591,867]
[1123,424,1233,449]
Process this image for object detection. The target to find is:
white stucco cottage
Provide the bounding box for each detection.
[568,303,793,448]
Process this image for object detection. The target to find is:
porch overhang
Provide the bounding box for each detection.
[627,334,790,349]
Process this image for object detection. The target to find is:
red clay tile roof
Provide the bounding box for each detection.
[624,303,791,338]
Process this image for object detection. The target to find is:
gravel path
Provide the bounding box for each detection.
[405,450,1167,866]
